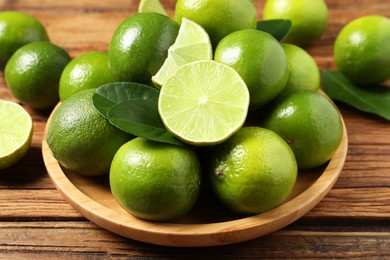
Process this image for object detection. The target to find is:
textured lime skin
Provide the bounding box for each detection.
[334,15,390,86]
[0,11,49,70]
[261,90,343,169]
[4,41,71,110]
[214,29,288,110]
[263,0,328,46]
[281,43,320,96]
[109,12,179,84]
[110,137,202,222]
[59,51,114,101]
[174,0,257,46]
[209,127,297,214]
[46,89,131,176]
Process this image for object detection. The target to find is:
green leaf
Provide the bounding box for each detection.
[256,19,292,41]
[92,82,185,146]
[108,100,184,146]
[92,82,159,118]
[321,69,390,120]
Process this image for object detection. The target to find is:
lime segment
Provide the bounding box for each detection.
[158,60,249,146]
[0,100,33,169]
[152,18,212,87]
[138,0,168,16]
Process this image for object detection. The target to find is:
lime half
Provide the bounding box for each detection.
[158,60,249,146]
[152,18,212,87]
[138,0,168,16]
[0,100,33,169]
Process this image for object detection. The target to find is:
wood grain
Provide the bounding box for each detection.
[0,0,389,256]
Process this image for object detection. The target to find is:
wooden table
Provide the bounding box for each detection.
[1,0,389,258]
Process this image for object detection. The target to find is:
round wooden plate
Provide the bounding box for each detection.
[42,106,348,247]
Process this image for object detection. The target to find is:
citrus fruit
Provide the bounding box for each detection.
[152,18,212,88]
[0,100,33,169]
[0,11,49,70]
[174,0,257,46]
[46,89,132,176]
[261,90,344,170]
[110,137,202,222]
[4,41,71,110]
[209,127,297,214]
[138,0,168,16]
[59,51,114,101]
[334,15,390,86]
[158,60,250,146]
[281,43,320,95]
[263,0,328,46]
[214,29,288,110]
[109,12,179,84]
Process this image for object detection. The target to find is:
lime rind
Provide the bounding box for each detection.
[152,17,213,88]
[158,60,250,146]
[138,0,168,16]
[0,100,33,169]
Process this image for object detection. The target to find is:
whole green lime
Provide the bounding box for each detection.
[263,0,328,46]
[110,137,202,222]
[59,51,114,101]
[46,89,132,176]
[334,15,390,86]
[0,11,49,69]
[109,12,179,84]
[261,90,344,170]
[281,43,320,96]
[209,127,297,214]
[174,0,257,46]
[214,29,288,110]
[4,41,71,110]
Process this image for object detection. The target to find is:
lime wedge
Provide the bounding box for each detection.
[0,100,33,169]
[138,0,168,16]
[152,18,212,87]
[158,60,250,146]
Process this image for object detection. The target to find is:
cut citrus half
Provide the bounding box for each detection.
[158,60,250,146]
[152,18,212,88]
[138,0,168,16]
[0,100,33,169]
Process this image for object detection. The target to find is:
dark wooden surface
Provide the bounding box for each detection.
[0,0,389,258]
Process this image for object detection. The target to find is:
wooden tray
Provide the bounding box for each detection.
[42,108,348,247]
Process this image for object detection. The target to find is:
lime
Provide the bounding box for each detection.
[109,12,179,84]
[138,0,168,16]
[281,43,320,96]
[209,127,297,214]
[4,41,71,110]
[263,0,328,46]
[261,90,344,169]
[174,0,257,46]
[152,17,212,88]
[0,11,49,70]
[334,15,390,86]
[214,29,288,110]
[0,100,33,169]
[158,60,250,146]
[110,137,202,222]
[46,89,131,176]
[59,51,114,101]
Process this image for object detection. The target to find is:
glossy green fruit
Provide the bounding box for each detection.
[334,15,390,86]
[0,11,49,69]
[214,29,288,110]
[5,41,70,110]
[109,12,179,84]
[261,90,343,169]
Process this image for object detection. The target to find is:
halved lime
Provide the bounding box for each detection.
[138,0,168,16]
[158,60,250,146]
[0,100,33,169]
[152,18,212,87]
